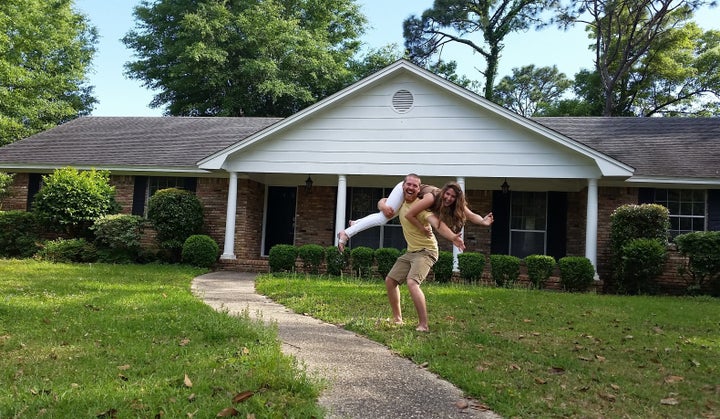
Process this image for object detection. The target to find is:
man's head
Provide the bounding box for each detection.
[402,173,421,202]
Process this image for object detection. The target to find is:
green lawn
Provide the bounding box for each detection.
[256,274,720,418]
[0,260,322,418]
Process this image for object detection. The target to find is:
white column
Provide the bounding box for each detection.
[453,177,466,271]
[585,178,599,279]
[335,175,347,246]
[220,171,238,259]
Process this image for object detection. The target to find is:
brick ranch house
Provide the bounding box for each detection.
[1,60,719,290]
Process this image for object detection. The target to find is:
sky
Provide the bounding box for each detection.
[74,0,720,117]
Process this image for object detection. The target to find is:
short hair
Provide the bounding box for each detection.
[404,173,421,183]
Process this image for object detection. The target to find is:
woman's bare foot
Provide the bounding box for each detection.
[415,326,429,332]
[337,231,349,252]
[349,220,356,226]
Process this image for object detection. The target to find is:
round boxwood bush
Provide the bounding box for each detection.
[298,244,325,274]
[325,245,348,277]
[182,235,219,268]
[351,246,375,278]
[0,210,41,258]
[37,238,97,263]
[558,256,595,292]
[490,254,521,287]
[375,247,401,278]
[524,255,556,289]
[432,251,455,283]
[268,244,298,273]
[457,252,486,283]
[147,188,204,259]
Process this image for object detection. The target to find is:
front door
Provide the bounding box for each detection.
[263,186,296,255]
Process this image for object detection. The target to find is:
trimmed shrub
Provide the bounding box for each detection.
[375,247,401,278]
[0,210,41,258]
[147,188,204,261]
[457,252,486,283]
[351,246,375,278]
[609,204,669,293]
[182,235,220,268]
[524,255,556,289]
[558,256,595,292]
[0,172,14,203]
[325,245,348,277]
[91,214,144,263]
[432,251,455,283]
[619,238,666,295]
[32,167,119,238]
[490,254,521,287]
[298,244,325,274]
[674,231,720,296]
[37,238,97,263]
[268,244,298,273]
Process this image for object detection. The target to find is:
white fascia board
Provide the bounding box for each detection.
[624,176,720,186]
[0,163,211,175]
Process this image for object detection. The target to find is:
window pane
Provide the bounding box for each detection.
[510,231,545,259]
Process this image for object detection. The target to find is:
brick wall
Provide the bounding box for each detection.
[295,185,338,247]
[109,175,135,214]
[463,189,493,254]
[1,172,29,211]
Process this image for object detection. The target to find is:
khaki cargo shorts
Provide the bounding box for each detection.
[387,249,438,285]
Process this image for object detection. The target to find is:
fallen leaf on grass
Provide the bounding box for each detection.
[664,375,684,384]
[610,384,620,391]
[232,391,254,404]
[184,374,192,388]
[599,393,616,402]
[549,367,565,375]
[117,364,130,371]
[508,364,522,371]
[661,397,679,405]
[595,354,606,362]
[653,326,664,334]
[96,408,118,418]
[455,399,469,409]
[534,377,547,384]
[179,338,190,346]
[216,407,239,417]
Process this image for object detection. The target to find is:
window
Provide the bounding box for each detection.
[346,186,405,250]
[652,189,706,238]
[509,192,547,258]
[133,176,197,217]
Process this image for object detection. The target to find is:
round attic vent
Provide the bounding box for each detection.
[392,89,414,113]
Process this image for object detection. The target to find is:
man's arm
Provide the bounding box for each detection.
[378,198,394,218]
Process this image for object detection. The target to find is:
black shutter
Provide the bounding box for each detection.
[132,176,148,216]
[708,190,720,231]
[26,173,42,210]
[183,177,197,192]
[490,190,510,254]
[638,188,654,204]
[546,192,567,260]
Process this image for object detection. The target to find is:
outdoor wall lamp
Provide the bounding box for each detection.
[305,175,313,193]
[501,178,510,194]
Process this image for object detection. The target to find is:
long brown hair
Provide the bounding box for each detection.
[432,182,467,233]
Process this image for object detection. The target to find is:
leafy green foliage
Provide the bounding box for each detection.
[610,204,670,293]
[0,172,14,204]
[619,238,667,295]
[297,244,325,274]
[268,244,298,273]
[493,65,572,117]
[457,252,486,283]
[432,250,455,283]
[146,188,204,259]
[490,254,521,287]
[374,247,401,278]
[181,234,219,268]
[91,214,144,263]
[122,0,367,116]
[558,256,595,292]
[0,0,97,146]
[32,167,119,238]
[524,254,556,289]
[37,238,96,263]
[674,231,720,295]
[0,210,41,258]
[403,0,556,100]
[325,245,348,276]
[350,246,375,278]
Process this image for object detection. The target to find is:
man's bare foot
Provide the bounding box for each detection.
[337,231,349,252]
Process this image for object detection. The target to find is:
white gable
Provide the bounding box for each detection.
[198,61,632,179]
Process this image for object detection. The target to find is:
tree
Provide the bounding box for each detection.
[493,65,572,116]
[123,0,368,117]
[0,0,97,146]
[32,167,119,238]
[403,0,559,100]
[557,0,713,116]
[0,172,14,206]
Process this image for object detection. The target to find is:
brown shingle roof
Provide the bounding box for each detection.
[0,116,281,170]
[533,117,720,179]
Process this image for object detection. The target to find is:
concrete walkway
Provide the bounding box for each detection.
[191,271,501,419]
